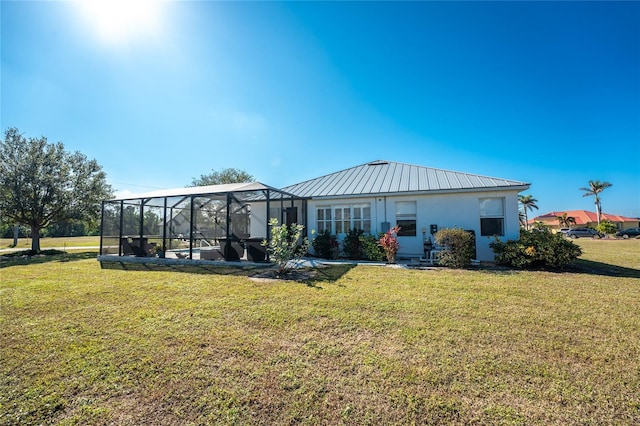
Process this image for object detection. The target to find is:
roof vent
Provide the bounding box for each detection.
[367,160,389,166]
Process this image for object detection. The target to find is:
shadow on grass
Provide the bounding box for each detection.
[311,264,356,283]
[569,259,640,279]
[476,260,640,278]
[100,261,268,277]
[100,260,356,286]
[0,251,98,268]
[283,264,357,288]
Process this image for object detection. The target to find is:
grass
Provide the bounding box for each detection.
[0,236,100,249]
[1,239,639,425]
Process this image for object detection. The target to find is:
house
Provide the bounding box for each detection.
[99,160,529,262]
[282,160,529,261]
[532,210,640,231]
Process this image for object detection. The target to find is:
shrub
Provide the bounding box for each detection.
[434,228,475,268]
[596,219,617,235]
[311,230,338,259]
[490,228,582,270]
[343,228,365,259]
[359,233,385,261]
[532,221,551,231]
[379,226,400,263]
[262,218,309,275]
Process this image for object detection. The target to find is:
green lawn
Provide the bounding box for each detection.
[1,240,639,425]
[0,236,100,249]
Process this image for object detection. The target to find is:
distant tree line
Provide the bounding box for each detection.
[0,220,100,239]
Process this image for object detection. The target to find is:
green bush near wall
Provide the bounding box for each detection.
[434,228,476,268]
[491,229,582,269]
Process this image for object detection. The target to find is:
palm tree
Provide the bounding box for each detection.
[518,194,539,230]
[518,211,526,229]
[580,180,612,225]
[557,212,576,229]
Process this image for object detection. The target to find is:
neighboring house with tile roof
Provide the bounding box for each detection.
[531,210,640,231]
[283,160,530,261]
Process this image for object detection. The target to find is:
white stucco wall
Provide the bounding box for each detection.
[249,199,306,239]
[306,190,522,261]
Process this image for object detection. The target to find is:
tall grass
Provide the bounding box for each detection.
[1,240,639,425]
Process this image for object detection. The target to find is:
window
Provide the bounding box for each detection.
[480,197,505,236]
[269,207,281,223]
[352,205,371,233]
[334,206,351,234]
[316,204,372,234]
[396,201,417,236]
[317,207,332,233]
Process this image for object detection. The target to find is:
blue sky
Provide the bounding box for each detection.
[2,1,639,218]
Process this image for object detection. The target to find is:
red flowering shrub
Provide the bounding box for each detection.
[379,226,400,263]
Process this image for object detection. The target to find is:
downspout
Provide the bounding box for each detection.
[384,196,388,223]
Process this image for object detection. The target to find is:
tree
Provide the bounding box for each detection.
[189,167,255,187]
[518,194,539,230]
[518,211,526,228]
[580,180,612,225]
[557,212,576,229]
[0,128,113,252]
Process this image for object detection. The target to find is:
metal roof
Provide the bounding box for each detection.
[111,182,296,201]
[281,160,530,198]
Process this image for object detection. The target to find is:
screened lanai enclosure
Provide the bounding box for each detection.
[100,182,307,262]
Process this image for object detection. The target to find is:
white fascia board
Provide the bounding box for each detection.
[306,185,531,200]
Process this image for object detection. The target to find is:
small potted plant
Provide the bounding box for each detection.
[379,226,400,264]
